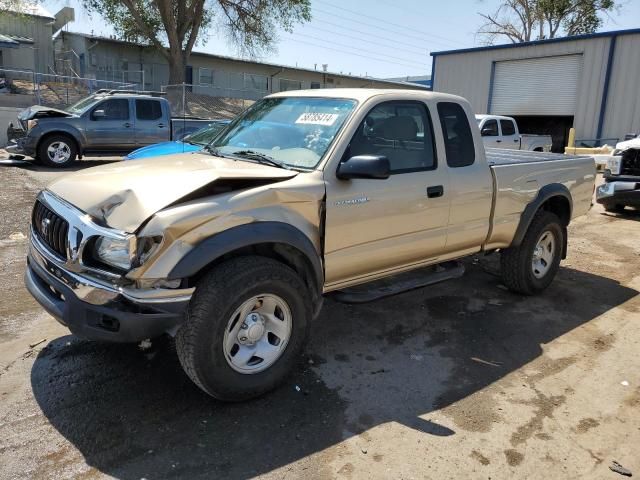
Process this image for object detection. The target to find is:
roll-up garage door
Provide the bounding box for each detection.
[490,55,582,116]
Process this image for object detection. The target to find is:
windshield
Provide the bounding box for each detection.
[184,121,229,146]
[66,95,101,114]
[209,97,357,170]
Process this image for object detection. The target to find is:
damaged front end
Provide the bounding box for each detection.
[25,152,326,341]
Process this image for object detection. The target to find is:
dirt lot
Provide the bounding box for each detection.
[0,160,639,480]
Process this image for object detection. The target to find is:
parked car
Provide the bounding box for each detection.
[125,120,230,160]
[476,114,552,151]
[596,136,640,212]
[6,90,213,167]
[25,89,595,401]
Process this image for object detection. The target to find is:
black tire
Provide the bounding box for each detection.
[604,204,625,214]
[176,256,311,401]
[500,211,564,295]
[37,134,78,168]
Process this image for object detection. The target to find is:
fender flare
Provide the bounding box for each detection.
[511,183,572,251]
[167,221,324,292]
[37,128,83,155]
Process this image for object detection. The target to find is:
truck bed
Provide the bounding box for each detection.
[486,148,591,166]
[484,148,596,251]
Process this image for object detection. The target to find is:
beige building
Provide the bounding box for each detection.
[431,28,640,148]
[54,31,424,98]
[0,4,73,73]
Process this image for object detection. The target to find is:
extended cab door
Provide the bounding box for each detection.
[323,99,451,289]
[437,102,493,256]
[479,117,502,148]
[84,98,135,150]
[134,98,170,146]
[499,118,521,149]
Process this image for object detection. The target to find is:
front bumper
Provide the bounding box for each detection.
[25,236,193,343]
[6,136,36,157]
[596,180,640,208]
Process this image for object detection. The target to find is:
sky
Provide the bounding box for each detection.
[42,0,640,79]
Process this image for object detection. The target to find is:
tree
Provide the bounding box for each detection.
[477,0,616,45]
[81,0,311,84]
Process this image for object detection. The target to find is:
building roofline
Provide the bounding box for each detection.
[61,31,428,89]
[430,27,640,57]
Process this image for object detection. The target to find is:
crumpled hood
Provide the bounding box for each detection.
[18,105,73,120]
[47,153,298,232]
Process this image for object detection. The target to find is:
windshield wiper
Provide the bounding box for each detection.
[230,150,290,170]
[204,145,227,157]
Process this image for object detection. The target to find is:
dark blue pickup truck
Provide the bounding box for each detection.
[7,90,212,167]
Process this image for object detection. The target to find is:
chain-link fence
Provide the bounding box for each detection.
[0,68,139,109]
[162,83,258,120]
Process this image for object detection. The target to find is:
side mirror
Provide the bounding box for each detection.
[481,127,493,137]
[92,109,106,119]
[337,155,390,180]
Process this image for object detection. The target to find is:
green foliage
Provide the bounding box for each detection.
[81,0,310,82]
[478,0,617,44]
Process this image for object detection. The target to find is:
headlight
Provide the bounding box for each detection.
[606,156,622,175]
[27,119,38,130]
[95,236,136,270]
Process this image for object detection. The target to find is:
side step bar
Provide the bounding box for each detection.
[329,261,465,304]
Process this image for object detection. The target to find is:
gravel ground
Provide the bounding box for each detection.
[0,162,639,480]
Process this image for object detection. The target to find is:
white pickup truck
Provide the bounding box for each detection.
[476,114,552,152]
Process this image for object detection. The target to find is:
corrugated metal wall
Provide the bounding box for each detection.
[433,36,615,140]
[601,33,640,140]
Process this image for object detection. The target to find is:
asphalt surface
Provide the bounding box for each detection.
[1,158,639,479]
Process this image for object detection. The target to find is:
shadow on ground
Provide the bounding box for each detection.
[31,260,638,479]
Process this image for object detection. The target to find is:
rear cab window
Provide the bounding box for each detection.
[437,102,475,168]
[135,99,163,121]
[500,119,516,136]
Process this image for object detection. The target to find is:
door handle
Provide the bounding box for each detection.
[158,123,166,128]
[514,139,519,142]
[123,122,132,128]
[496,139,502,143]
[426,185,444,198]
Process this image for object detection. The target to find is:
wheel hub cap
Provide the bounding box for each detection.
[531,230,556,279]
[222,294,293,374]
[239,313,265,344]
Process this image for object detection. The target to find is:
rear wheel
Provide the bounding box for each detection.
[500,211,564,295]
[176,256,311,401]
[37,135,77,167]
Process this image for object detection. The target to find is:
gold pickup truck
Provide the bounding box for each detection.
[25,89,595,401]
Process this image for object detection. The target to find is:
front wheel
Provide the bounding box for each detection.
[37,135,77,167]
[500,211,564,295]
[176,256,311,401]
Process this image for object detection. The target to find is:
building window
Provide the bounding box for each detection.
[279,79,302,92]
[244,74,268,91]
[310,81,321,89]
[199,67,213,85]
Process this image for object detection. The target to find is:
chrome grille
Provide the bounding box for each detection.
[32,200,69,259]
